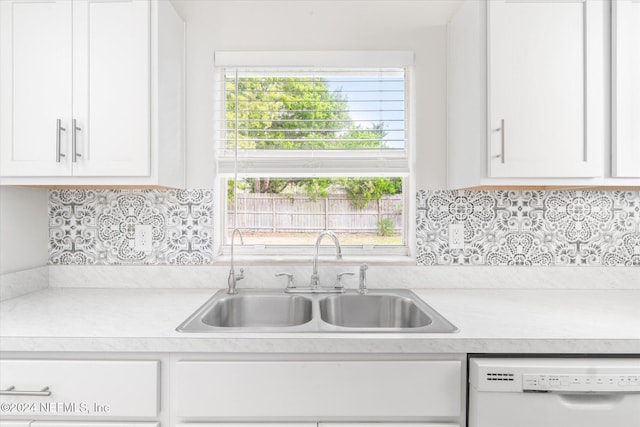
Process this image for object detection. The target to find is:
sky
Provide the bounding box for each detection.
[325,75,406,149]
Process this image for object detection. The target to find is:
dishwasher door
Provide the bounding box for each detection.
[468,357,640,427]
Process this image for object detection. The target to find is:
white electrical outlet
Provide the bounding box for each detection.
[135,224,153,252]
[449,223,465,250]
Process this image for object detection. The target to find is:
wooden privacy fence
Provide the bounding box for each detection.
[228,193,403,233]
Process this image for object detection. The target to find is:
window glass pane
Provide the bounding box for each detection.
[226,177,404,246]
[223,68,406,152]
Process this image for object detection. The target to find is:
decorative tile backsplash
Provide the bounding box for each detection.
[49,189,640,266]
[417,190,640,266]
[49,189,214,265]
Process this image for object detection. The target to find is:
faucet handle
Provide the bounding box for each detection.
[275,272,295,288]
[359,264,368,294]
[335,271,355,289]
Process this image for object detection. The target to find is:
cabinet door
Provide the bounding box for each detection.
[71,0,150,176]
[174,360,462,418]
[321,424,459,427]
[176,424,315,427]
[488,0,603,178]
[0,0,72,176]
[613,0,640,177]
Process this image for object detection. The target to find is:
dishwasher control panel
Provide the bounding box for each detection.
[523,374,640,392]
[470,357,640,393]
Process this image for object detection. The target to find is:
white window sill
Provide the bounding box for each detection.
[213,254,417,267]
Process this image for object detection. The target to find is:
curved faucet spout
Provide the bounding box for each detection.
[227,228,245,294]
[311,230,342,288]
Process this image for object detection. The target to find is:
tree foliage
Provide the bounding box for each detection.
[341,177,403,209]
[226,76,402,207]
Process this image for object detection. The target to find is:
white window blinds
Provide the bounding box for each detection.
[214,52,412,177]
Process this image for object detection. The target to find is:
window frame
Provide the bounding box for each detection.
[212,51,417,262]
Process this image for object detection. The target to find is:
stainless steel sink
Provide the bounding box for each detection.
[203,294,312,327]
[177,289,458,333]
[319,294,431,328]
[177,291,313,332]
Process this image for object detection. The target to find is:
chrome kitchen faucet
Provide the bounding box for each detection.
[227,228,244,294]
[310,230,342,288]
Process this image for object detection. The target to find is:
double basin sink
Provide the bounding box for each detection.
[177,289,458,333]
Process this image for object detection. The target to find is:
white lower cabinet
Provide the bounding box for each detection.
[175,424,315,427]
[0,422,159,427]
[32,424,159,427]
[175,423,459,427]
[174,360,461,419]
[1,355,464,427]
[322,424,459,427]
[0,359,160,418]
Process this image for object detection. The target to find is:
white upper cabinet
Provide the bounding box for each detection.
[488,0,603,178]
[0,0,73,177]
[447,0,616,188]
[72,0,150,177]
[612,0,640,178]
[0,0,184,187]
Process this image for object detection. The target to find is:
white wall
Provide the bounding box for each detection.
[171,0,458,189]
[0,187,49,274]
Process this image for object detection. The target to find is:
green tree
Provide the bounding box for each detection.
[227,76,401,205]
[341,177,403,209]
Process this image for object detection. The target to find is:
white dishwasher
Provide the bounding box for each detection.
[469,357,640,427]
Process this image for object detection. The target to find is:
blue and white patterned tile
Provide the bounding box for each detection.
[486,232,553,266]
[49,188,640,267]
[96,191,166,264]
[416,190,640,267]
[49,189,215,266]
[603,232,640,266]
[163,189,214,265]
[49,190,99,265]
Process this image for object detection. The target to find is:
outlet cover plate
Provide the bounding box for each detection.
[449,223,465,250]
[135,224,153,252]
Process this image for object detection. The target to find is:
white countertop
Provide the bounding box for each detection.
[1,287,639,353]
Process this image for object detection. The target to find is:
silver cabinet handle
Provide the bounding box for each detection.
[492,119,505,164]
[0,386,51,396]
[56,119,66,162]
[72,119,82,162]
[501,119,505,164]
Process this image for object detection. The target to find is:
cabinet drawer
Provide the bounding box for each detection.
[176,424,314,427]
[32,423,159,427]
[0,360,159,417]
[322,424,459,427]
[176,424,459,427]
[174,360,462,418]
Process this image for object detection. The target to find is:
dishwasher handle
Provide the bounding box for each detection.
[556,392,631,409]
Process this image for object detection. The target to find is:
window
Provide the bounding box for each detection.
[214,52,414,258]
